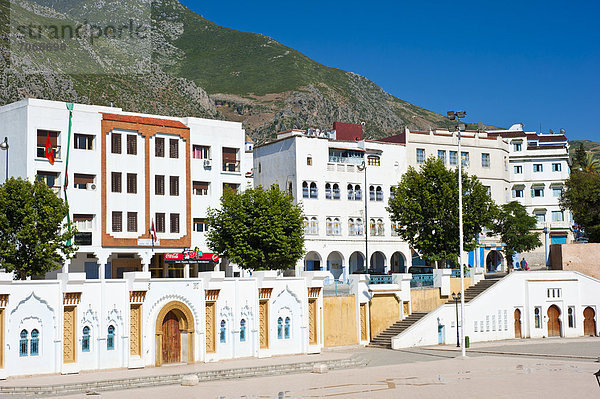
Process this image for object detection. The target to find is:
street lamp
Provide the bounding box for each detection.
[451,292,461,347]
[447,110,467,357]
[0,137,8,182]
[594,369,600,388]
[357,160,369,273]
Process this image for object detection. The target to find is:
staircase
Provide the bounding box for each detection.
[457,278,500,303]
[368,312,428,349]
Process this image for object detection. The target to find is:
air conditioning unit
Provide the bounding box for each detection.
[204,159,211,167]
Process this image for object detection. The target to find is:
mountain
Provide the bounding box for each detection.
[570,140,600,161]
[1,0,488,142]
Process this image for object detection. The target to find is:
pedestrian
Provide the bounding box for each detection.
[520,258,529,271]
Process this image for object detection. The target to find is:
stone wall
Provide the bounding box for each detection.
[550,243,600,280]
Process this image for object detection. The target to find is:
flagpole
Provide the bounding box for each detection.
[64,103,74,246]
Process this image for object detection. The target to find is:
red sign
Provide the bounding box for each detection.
[164,251,219,263]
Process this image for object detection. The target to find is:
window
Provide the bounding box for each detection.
[416,148,425,164]
[240,319,246,342]
[222,147,240,172]
[193,145,210,159]
[514,165,523,174]
[513,142,522,152]
[552,211,564,222]
[309,182,318,199]
[534,212,546,223]
[390,186,396,199]
[376,186,383,201]
[349,218,363,236]
[193,218,208,232]
[552,187,563,197]
[303,182,309,199]
[127,212,137,232]
[36,172,59,188]
[376,219,384,236]
[223,183,239,193]
[533,164,543,173]
[193,181,209,195]
[534,307,541,328]
[169,176,179,196]
[169,139,179,158]
[110,133,121,154]
[20,330,28,357]
[155,175,165,195]
[333,218,341,235]
[277,317,283,339]
[82,326,90,352]
[74,134,94,150]
[531,187,544,197]
[107,326,115,350]
[326,218,333,235]
[303,217,310,234]
[332,184,340,200]
[347,184,362,201]
[547,288,562,298]
[481,153,490,168]
[325,183,332,200]
[369,185,375,201]
[112,212,122,232]
[367,155,380,166]
[170,213,180,233]
[220,320,226,343]
[126,134,137,155]
[126,173,137,194]
[156,213,165,233]
[391,221,399,236]
[74,173,94,190]
[512,188,524,198]
[111,172,122,193]
[36,130,61,159]
[30,329,39,356]
[437,150,446,164]
[461,152,470,167]
[73,214,93,232]
[484,186,491,196]
[309,217,318,235]
[284,317,290,339]
[306,156,312,166]
[155,137,164,157]
[552,163,562,172]
[449,151,458,166]
[568,306,575,328]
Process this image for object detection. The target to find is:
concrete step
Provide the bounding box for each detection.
[368,312,428,349]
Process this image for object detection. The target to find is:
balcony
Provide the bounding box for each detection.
[222,161,240,173]
[328,156,363,165]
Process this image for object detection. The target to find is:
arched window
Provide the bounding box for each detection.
[284,317,290,339]
[277,317,283,339]
[568,307,574,328]
[369,218,376,236]
[333,184,340,200]
[325,183,332,200]
[220,320,226,343]
[240,319,246,342]
[310,217,318,235]
[107,325,115,350]
[333,218,341,235]
[326,218,333,235]
[534,307,541,329]
[306,155,312,166]
[390,186,395,199]
[376,219,384,236]
[302,181,309,198]
[303,217,310,234]
[30,329,39,356]
[309,182,318,199]
[348,218,355,236]
[369,185,375,201]
[20,330,28,357]
[376,186,383,201]
[391,221,399,236]
[82,326,90,352]
[355,185,362,201]
[347,184,354,200]
[356,218,364,236]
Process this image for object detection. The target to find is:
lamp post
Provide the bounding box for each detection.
[447,110,467,357]
[594,369,600,388]
[0,137,8,182]
[358,160,369,273]
[451,292,461,347]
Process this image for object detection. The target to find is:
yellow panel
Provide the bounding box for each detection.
[360,303,368,342]
[323,296,357,347]
[205,302,216,353]
[63,306,76,363]
[0,309,3,369]
[308,299,318,345]
[130,304,142,356]
[259,301,269,349]
[369,294,399,339]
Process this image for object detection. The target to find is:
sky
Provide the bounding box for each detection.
[181,0,599,141]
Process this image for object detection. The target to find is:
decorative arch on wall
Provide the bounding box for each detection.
[154,301,195,366]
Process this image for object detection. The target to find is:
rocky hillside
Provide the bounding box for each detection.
[570,140,600,161]
[1,0,485,142]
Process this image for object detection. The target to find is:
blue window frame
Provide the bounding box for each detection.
[107,325,115,350]
[240,319,246,342]
[220,320,226,343]
[277,317,283,339]
[284,317,290,339]
[82,326,90,352]
[19,330,28,357]
[30,329,39,356]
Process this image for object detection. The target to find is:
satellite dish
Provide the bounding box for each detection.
[549,129,554,134]
[559,128,566,135]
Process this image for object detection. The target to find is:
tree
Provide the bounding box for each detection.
[387,157,497,265]
[206,185,305,271]
[0,177,77,279]
[560,170,600,242]
[488,201,541,270]
[572,143,599,173]
[573,143,587,170]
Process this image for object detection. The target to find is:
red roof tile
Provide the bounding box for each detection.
[101,113,188,129]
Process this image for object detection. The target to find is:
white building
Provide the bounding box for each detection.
[253,123,411,280]
[0,98,253,279]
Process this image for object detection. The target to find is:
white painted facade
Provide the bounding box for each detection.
[253,130,411,280]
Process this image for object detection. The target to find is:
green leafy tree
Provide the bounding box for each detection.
[573,143,588,169]
[560,171,600,242]
[387,157,497,265]
[488,201,541,271]
[0,177,77,279]
[206,185,305,270]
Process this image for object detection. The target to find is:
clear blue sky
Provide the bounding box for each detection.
[181,0,599,141]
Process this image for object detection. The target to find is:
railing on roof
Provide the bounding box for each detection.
[369,275,393,285]
[410,274,434,288]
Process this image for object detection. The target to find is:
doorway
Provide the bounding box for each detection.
[162,311,180,364]
[514,309,522,338]
[547,305,561,337]
[584,307,597,336]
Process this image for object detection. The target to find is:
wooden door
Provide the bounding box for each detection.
[161,311,180,364]
[547,305,561,337]
[584,307,597,336]
[514,309,522,338]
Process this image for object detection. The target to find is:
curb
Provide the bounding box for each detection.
[420,347,598,360]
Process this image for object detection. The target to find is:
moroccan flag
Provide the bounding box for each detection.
[150,219,157,243]
[44,133,55,165]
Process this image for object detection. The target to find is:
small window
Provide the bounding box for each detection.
[325,183,332,200]
[277,317,283,339]
[156,213,165,233]
[112,211,123,232]
[170,176,179,196]
[449,151,458,166]
[169,139,179,158]
[193,181,209,196]
[111,133,121,154]
[369,185,375,201]
[36,171,59,188]
[416,148,425,164]
[513,142,522,152]
[332,184,340,200]
[552,211,564,222]
[74,173,95,190]
[20,330,28,357]
[107,326,115,350]
[461,152,470,167]
[437,150,446,164]
[111,172,122,193]
[126,173,137,194]
[307,156,312,166]
[127,212,137,232]
[512,188,524,198]
[155,137,165,157]
[552,163,562,172]
[82,326,90,352]
[30,329,39,356]
[481,153,490,168]
[367,155,380,166]
[568,306,575,328]
[193,145,210,159]
[534,307,541,328]
[375,186,383,201]
[302,182,309,199]
[74,134,94,150]
[193,218,208,232]
[535,212,546,223]
[552,187,563,197]
[514,165,523,174]
[284,317,290,339]
[126,134,137,155]
[309,182,318,199]
[354,185,362,201]
[170,213,180,234]
[155,175,165,195]
[220,320,226,343]
[240,319,246,342]
[532,187,544,197]
[533,164,543,173]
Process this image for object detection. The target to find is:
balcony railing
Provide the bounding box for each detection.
[410,274,434,288]
[328,156,363,165]
[369,275,393,285]
[450,269,471,278]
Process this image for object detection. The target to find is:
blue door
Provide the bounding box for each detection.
[438,325,445,344]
